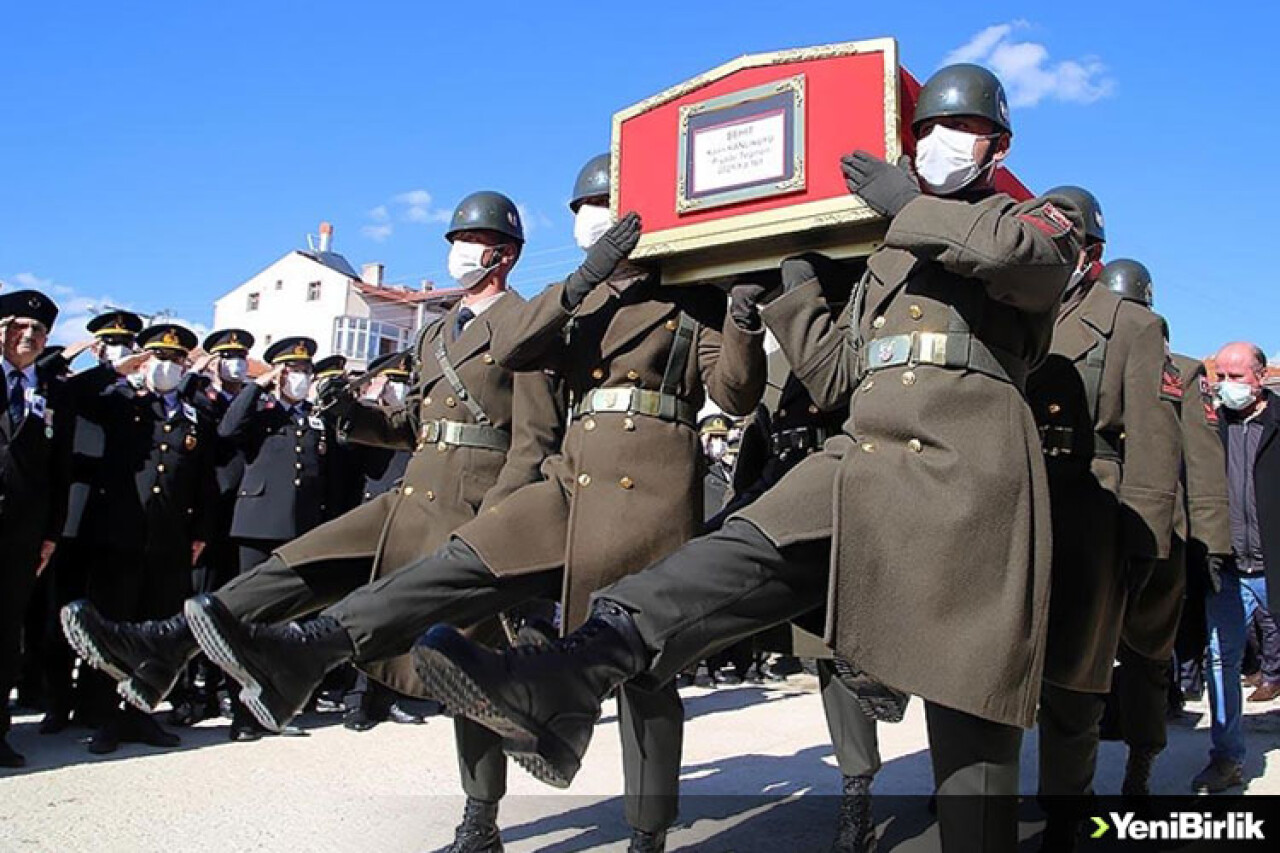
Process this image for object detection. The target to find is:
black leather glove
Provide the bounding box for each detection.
[780,252,840,294]
[316,376,356,420]
[728,282,773,331]
[1207,554,1228,595]
[563,212,643,310]
[841,150,920,218]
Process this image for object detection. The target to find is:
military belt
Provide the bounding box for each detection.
[418,418,510,452]
[1038,425,1123,462]
[769,425,831,458]
[572,387,697,427]
[862,331,1027,389]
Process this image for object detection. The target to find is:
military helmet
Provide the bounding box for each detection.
[1099,259,1153,307]
[913,63,1011,135]
[445,191,524,244]
[570,153,611,212]
[1045,186,1105,244]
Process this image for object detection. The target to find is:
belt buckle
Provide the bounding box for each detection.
[593,387,629,413]
[917,332,947,366]
[873,334,911,367]
[421,420,440,443]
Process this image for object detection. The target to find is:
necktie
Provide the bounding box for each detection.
[8,373,26,429]
[453,307,476,341]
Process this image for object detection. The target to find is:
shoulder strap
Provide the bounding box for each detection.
[433,337,491,426]
[660,312,697,397]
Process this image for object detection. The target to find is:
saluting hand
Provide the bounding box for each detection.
[256,364,283,390]
[564,212,643,309]
[841,151,920,218]
[114,351,151,377]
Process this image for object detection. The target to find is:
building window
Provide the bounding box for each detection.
[332,316,412,365]
[307,281,322,301]
[247,292,260,311]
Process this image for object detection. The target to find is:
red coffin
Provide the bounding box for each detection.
[610,38,1031,285]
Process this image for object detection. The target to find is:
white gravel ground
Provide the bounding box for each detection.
[2,677,1276,852]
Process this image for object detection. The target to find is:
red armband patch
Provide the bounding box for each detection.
[1018,202,1074,238]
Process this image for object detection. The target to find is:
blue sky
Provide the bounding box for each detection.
[1,2,1273,359]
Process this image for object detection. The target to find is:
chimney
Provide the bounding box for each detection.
[318,221,333,253]
[362,263,384,286]
[420,278,434,292]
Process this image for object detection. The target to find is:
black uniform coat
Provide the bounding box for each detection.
[219,386,340,542]
[736,192,1083,729]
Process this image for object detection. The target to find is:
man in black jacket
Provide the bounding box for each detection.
[1195,341,1280,791]
[0,290,71,767]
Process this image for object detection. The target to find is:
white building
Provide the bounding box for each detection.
[213,222,462,369]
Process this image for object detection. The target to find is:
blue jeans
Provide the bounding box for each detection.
[1205,571,1270,763]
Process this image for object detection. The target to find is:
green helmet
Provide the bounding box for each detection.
[913,63,1011,135]
[445,191,524,244]
[1045,186,1105,243]
[1100,259,1153,307]
[570,153,611,212]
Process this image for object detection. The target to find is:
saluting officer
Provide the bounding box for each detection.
[1028,195,1182,846]
[219,337,338,569]
[412,64,1084,853]
[75,323,217,754]
[166,328,254,726]
[0,290,71,767]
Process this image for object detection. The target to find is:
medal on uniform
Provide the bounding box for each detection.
[184,433,198,451]
[26,389,47,419]
[308,414,325,431]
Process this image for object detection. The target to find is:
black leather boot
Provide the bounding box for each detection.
[185,595,354,732]
[1122,747,1158,797]
[61,600,197,713]
[628,829,666,853]
[832,775,876,853]
[412,599,649,788]
[442,796,503,853]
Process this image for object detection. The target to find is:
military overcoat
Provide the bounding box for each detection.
[737,192,1082,728]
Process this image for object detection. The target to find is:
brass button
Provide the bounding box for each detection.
[159,444,169,452]
[591,368,604,380]
[901,371,916,386]
[163,424,172,432]
[907,438,923,453]
[908,304,923,320]
[777,408,787,419]
[619,476,634,490]
[807,404,819,415]
[626,370,639,381]
[425,490,435,501]
[445,396,456,408]
[424,396,432,406]
[363,492,372,500]
[577,473,591,487]
[296,430,304,437]
[152,485,162,494]
[437,441,449,452]
[665,319,678,331]
[295,462,303,470]
[860,442,875,453]
[294,478,302,487]
[622,417,636,431]
[403,486,415,496]
[295,445,303,453]
[872,316,886,329]
[134,416,141,423]
[156,463,166,473]
[483,354,495,364]
[1048,403,1061,415]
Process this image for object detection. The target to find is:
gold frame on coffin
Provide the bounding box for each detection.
[609,37,902,284]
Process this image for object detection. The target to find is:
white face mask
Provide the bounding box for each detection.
[447,240,500,289]
[381,381,408,406]
[219,356,248,382]
[147,359,185,393]
[283,372,312,401]
[574,204,614,250]
[914,125,997,196]
[103,343,133,366]
[1217,380,1258,411]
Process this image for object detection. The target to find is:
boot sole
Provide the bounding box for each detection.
[61,606,161,713]
[411,640,578,789]
[185,598,287,733]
